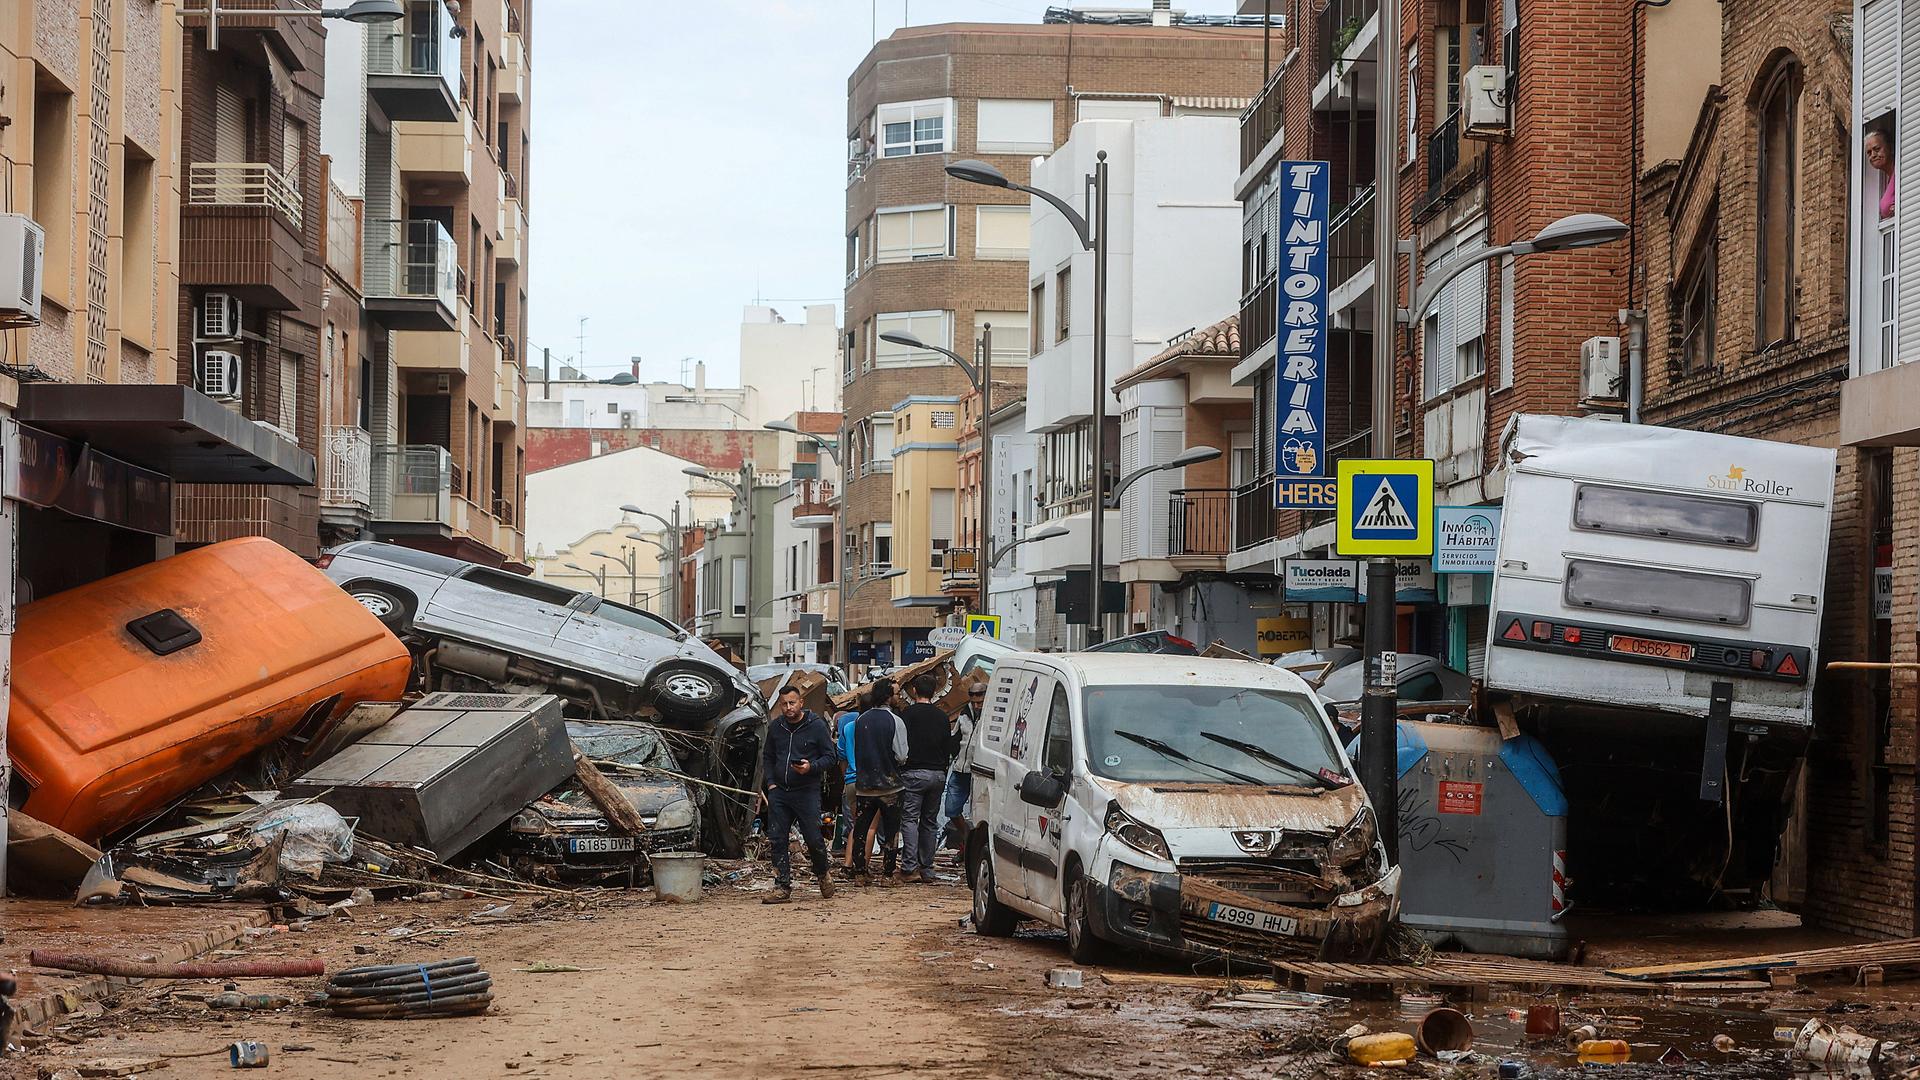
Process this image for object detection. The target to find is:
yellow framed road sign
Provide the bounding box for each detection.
[1335,458,1435,556]
[966,613,1002,639]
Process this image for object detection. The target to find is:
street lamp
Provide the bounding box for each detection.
[684,463,758,665]
[1105,446,1223,510]
[1402,213,1631,326]
[590,548,642,606]
[878,327,996,624]
[948,155,1111,643]
[621,503,682,622]
[182,0,402,49]
[765,420,846,667]
[563,561,607,598]
[989,523,1068,568]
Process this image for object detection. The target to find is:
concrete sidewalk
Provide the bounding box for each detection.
[3,900,274,1031]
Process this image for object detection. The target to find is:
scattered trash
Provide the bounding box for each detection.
[971,959,996,972]
[1774,1025,1800,1043]
[324,958,493,1019]
[1711,1033,1735,1051]
[1524,1003,1560,1037]
[471,904,517,920]
[1397,991,1444,1019]
[1793,1018,1897,1068]
[208,992,293,1011]
[1347,1032,1416,1066]
[514,962,603,973]
[1498,1060,1527,1079]
[1575,1039,1632,1064]
[1207,990,1341,1011]
[1565,1024,1600,1050]
[1046,968,1083,989]
[28,951,325,979]
[228,1040,270,1068]
[1415,1007,1474,1056]
[1658,1046,1689,1066]
[249,802,355,876]
[73,1056,168,1077]
[651,852,705,903]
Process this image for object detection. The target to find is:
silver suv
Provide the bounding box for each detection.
[320,542,755,725]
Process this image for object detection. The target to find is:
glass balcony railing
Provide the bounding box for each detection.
[1316,0,1380,84]
[374,444,452,525]
[367,218,458,309]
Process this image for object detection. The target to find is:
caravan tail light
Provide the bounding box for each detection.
[1531,621,1552,642]
[1562,627,1583,645]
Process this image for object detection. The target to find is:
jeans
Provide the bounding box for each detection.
[942,771,972,822]
[851,793,902,878]
[898,768,946,874]
[832,777,857,854]
[765,785,828,888]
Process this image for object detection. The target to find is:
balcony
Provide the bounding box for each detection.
[497,196,524,266]
[181,162,305,309]
[366,218,459,331]
[941,547,980,596]
[1168,489,1231,559]
[1426,108,1462,202]
[374,444,454,529]
[322,426,373,513]
[367,2,460,122]
[1313,0,1380,112]
[1232,476,1275,553]
[1240,67,1284,173]
[394,322,467,372]
[501,29,526,104]
[1329,185,1375,297]
[325,181,361,288]
[395,119,472,183]
[1239,274,1277,359]
[793,479,835,524]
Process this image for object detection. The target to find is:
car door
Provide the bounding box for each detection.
[554,596,687,685]
[419,565,582,657]
[1022,679,1076,916]
[988,663,1054,902]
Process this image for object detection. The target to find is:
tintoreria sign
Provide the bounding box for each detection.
[1273,161,1334,511]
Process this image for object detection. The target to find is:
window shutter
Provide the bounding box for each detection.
[977,205,1031,257]
[876,211,909,259]
[1118,417,1141,560]
[931,489,955,542]
[1863,0,1901,120]
[1898,0,1920,357]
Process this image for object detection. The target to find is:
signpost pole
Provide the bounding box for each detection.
[1360,557,1399,859]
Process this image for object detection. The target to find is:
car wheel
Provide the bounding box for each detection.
[1066,873,1111,963]
[345,581,413,630]
[648,663,732,724]
[970,838,1018,937]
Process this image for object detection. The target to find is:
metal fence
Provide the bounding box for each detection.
[187,162,303,229]
[1168,489,1232,556]
[322,426,372,510]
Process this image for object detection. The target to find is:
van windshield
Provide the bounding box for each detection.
[1082,684,1345,788]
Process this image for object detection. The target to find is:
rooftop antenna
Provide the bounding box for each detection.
[577,316,588,372]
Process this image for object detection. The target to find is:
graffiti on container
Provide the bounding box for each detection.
[1397,786,1469,862]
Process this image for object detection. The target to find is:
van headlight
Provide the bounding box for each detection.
[654,799,696,832]
[1325,806,1377,866]
[1105,803,1171,862]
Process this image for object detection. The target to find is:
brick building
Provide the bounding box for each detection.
[840,16,1266,662]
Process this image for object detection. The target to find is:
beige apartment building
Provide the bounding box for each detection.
[840,15,1264,663]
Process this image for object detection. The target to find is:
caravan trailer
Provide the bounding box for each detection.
[1484,414,1836,902]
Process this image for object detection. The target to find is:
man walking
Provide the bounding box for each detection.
[897,674,953,884]
[942,682,985,851]
[850,678,907,885]
[760,685,836,904]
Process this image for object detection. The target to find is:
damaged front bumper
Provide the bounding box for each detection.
[506,826,700,879]
[1100,861,1399,964]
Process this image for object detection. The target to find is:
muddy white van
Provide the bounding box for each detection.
[963,653,1399,964]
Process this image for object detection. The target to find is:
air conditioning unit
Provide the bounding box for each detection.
[1580,335,1623,401]
[0,214,45,323]
[198,292,243,341]
[197,350,243,402]
[620,410,638,428]
[1464,64,1510,138]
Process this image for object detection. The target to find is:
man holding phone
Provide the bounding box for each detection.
[761,685,837,904]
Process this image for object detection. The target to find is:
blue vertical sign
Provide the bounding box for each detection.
[1273,161,1336,511]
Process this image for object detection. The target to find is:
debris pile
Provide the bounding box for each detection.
[323,958,494,1020]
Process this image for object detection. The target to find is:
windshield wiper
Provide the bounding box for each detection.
[1112,729,1268,786]
[1198,731,1343,790]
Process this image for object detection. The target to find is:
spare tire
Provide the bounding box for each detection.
[647,662,733,724]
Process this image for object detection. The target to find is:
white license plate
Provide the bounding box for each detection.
[1205,902,1299,937]
[568,836,636,854]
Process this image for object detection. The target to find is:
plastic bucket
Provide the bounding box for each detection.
[651,852,706,903]
[1416,1007,1475,1055]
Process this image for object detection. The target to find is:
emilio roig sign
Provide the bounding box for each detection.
[1272,161,1335,510]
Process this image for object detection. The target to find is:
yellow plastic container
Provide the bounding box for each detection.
[1348,1032,1417,1065]
[1576,1039,1633,1063]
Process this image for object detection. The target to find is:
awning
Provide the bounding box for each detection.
[17,383,315,485]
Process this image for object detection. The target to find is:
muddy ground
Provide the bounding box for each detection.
[12,872,1920,1079]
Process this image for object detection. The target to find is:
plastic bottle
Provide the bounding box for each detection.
[1348,1032,1418,1065]
[1575,1039,1632,1063]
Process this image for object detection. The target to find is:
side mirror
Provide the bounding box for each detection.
[1018,769,1066,808]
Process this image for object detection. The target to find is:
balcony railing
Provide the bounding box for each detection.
[374,444,452,525]
[1330,185,1375,289]
[325,181,361,285]
[1427,108,1462,199]
[1240,67,1285,171]
[506,2,523,33]
[1240,274,1277,358]
[323,426,373,511]
[1316,0,1380,83]
[503,171,520,200]
[1169,489,1232,557]
[1232,476,1276,552]
[793,478,835,519]
[941,547,981,592]
[368,218,459,307]
[187,162,303,229]
[368,1,458,84]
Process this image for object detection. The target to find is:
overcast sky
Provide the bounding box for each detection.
[525,0,1245,386]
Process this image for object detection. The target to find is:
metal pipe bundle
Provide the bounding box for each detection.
[324,957,493,1019]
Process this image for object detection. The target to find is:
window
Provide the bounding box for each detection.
[278,352,299,432]
[281,117,305,199]
[877,98,951,157]
[931,488,955,567]
[874,311,953,365]
[462,565,581,606]
[843,330,856,381]
[873,523,893,568]
[1564,559,1752,626]
[1081,684,1339,786]
[1755,62,1799,348]
[875,206,953,261]
[1572,484,1758,547]
[1042,685,1073,774]
[1422,232,1488,398]
[845,229,860,279]
[975,205,1030,260]
[1497,254,1514,389]
[590,598,680,638]
[119,148,155,345]
[976,311,1029,366]
[1405,45,1419,167]
[1055,266,1072,342]
[1030,282,1046,354]
[33,81,75,300]
[731,557,748,617]
[1676,224,1718,374]
[976,99,1054,153]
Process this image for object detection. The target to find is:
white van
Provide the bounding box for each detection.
[963,653,1399,964]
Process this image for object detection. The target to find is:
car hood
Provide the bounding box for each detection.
[1106,779,1368,856]
[529,777,693,824]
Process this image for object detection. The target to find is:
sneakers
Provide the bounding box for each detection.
[818,873,836,899]
[762,885,793,905]
[918,869,938,885]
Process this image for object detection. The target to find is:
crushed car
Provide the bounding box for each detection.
[504,721,702,881]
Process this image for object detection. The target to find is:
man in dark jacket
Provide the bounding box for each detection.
[761,685,837,903]
[897,673,954,883]
[850,678,908,884]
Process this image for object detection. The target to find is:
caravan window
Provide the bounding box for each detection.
[1572,485,1758,548]
[1564,559,1752,626]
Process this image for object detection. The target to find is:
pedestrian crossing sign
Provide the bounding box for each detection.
[1336,458,1435,556]
[966,614,1002,639]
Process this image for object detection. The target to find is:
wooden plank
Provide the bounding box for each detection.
[1609,937,1920,982]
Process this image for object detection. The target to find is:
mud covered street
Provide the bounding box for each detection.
[14,879,1920,1080]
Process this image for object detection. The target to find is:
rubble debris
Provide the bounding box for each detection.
[227,1041,269,1068]
[7,808,103,894]
[1346,1032,1415,1066]
[1794,1018,1897,1068]
[1415,1006,1474,1055]
[324,958,493,1019]
[248,803,355,876]
[208,992,293,1011]
[1045,968,1083,989]
[1575,1039,1632,1063]
[572,752,652,836]
[28,952,326,980]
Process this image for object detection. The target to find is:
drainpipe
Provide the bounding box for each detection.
[1621,309,1647,424]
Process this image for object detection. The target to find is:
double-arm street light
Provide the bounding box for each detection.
[989,523,1068,568]
[620,503,682,621]
[684,463,757,665]
[947,156,1113,643]
[1105,446,1224,510]
[563,561,607,598]
[876,327,997,620]
[764,420,845,664]
[589,547,643,607]
[183,0,401,49]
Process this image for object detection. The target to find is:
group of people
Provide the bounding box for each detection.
[757,674,981,904]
